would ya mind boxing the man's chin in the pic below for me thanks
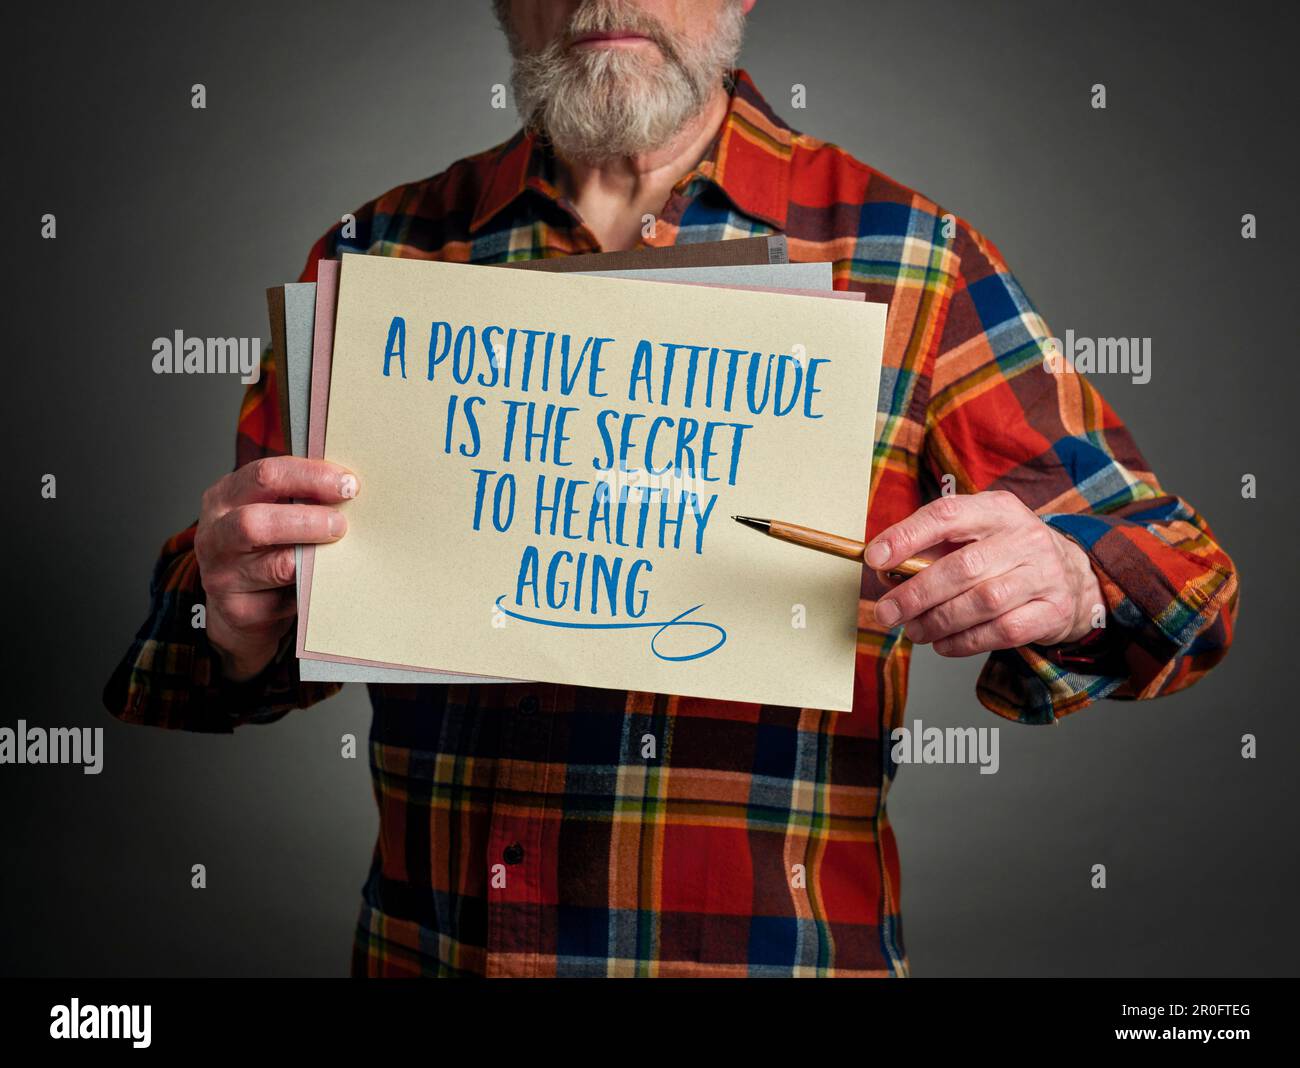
[568,53,669,90]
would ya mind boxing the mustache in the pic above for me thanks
[559,1,683,63]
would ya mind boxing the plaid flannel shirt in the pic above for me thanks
[103,69,1237,977]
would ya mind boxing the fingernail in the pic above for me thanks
[875,599,900,626]
[339,474,358,499]
[328,512,347,537]
[865,541,890,567]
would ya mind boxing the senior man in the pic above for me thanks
[106,0,1237,976]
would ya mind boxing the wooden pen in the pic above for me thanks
[732,516,931,581]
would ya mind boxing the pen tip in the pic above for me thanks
[732,515,771,534]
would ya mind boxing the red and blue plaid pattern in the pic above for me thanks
[104,70,1237,977]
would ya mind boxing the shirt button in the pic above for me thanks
[518,695,539,715]
[503,842,525,865]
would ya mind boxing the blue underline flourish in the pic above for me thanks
[493,596,727,662]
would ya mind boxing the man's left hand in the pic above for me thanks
[865,491,1105,656]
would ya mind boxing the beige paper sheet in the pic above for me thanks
[303,254,886,711]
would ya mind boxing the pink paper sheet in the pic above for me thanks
[295,262,865,676]
[294,261,497,677]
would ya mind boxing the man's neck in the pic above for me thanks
[557,82,731,252]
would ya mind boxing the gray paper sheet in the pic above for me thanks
[285,284,496,685]
[288,259,834,685]
[585,261,830,288]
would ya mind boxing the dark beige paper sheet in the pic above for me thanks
[301,254,885,710]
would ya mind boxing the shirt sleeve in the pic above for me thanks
[922,220,1239,726]
[102,236,346,732]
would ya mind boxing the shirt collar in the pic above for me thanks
[470,68,793,235]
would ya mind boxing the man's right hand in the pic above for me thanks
[193,457,358,683]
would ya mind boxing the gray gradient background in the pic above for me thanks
[6,0,1297,976]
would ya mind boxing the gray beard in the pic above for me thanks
[507,0,746,165]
